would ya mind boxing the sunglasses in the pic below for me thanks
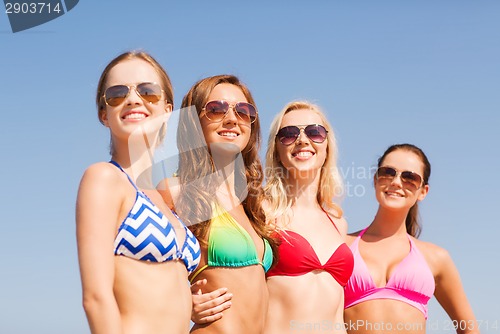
[376,166,423,190]
[103,82,163,107]
[276,124,328,146]
[201,100,257,124]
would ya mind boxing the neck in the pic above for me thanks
[111,140,156,189]
[210,144,247,197]
[367,206,409,237]
[287,170,321,209]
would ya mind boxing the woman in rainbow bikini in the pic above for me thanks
[161,74,277,334]
[191,101,354,334]
[344,143,479,334]
[76,51,201,334]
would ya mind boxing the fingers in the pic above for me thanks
[192,302,229,324]
[190,279,207,295]
[197,288,232,308]
[196,287,230,303]
[191,288,233,324]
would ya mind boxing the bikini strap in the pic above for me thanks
[109,160,139,191]
[350,226,368,248]
[358,226,369,238]
[321,207,340,234]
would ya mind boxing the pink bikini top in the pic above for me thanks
[344,227,435,318]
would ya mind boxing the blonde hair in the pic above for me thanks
[264,101,344,226]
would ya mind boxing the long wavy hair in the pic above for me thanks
[175,74,276,250]
[377,143,431,238]
[264,101,344,227]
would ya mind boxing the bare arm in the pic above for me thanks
[433,247,479,334]
[76,163,123,334]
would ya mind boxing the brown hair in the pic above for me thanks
[378,143,431,238]
[175,74,276,251]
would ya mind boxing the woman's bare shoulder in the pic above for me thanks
[80,162,123,187]
[412,237,452,271]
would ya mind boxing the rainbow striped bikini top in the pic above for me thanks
[189,203,273,282]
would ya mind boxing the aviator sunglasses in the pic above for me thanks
[376,166,424,190]
[103,82,163,107]
[276,124,328,146]
[201,100,258,124]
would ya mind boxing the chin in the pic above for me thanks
[209,142,244,155]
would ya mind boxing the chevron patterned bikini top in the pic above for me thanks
[110,161,201,274]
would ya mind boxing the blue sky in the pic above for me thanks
[1,1,499,333]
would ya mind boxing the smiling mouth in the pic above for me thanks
[292,151,314,158]
[123,112,148,120]
[218,131,239,138]
[385,191,404,197]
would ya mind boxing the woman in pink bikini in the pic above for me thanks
[344,143,479,334]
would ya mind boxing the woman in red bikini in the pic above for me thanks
[191,101,353,333]
[344,143,479,334]
[263,101,353,333]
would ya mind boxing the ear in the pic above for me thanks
[100,109,110,127]
[417,184,429,201]
[165,102,173,113]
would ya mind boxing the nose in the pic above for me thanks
[126,86,143,105]
[390,173,404,187]
[295,128,309,145]
[222,105,238,124]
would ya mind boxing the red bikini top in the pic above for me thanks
[266,212,354,286]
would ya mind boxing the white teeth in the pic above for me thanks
[124,113,146,120]
[219,132,237,137]
[294,151,313,157]
[386,191,403,197]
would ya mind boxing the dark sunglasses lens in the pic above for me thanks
[105,85,130,106]
[204,101,229,120]
[137,83,162,103]
[305,125,327,143]
[235,102,257,123]
[277,126,300,145]
[401,171,422,187]
[377,167,397,179]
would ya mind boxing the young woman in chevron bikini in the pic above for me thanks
[76,51,200,334]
